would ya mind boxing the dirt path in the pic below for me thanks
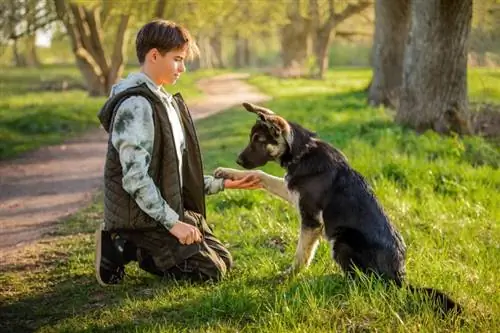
[0,73,270,256]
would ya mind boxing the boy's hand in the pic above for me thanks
[169,222,202,245]
[224,175,262,190]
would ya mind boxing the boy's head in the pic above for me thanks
[136,20,199,64]
[136,20,199,85]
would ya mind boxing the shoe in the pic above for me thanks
[95,223,125,286]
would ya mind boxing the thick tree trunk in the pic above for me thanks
[280,0,311,77]
[397,0,473,135]
[368,0,410,108]
[24,34,41,67]
[280,21,310,76]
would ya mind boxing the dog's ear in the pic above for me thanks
[263,115,291,139]
[242,102,275,116]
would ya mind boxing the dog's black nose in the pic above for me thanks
[236,156,244,166]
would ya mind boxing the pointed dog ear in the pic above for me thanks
[264,115,291,139]
[242,102,275,116]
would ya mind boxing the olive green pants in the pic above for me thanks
[116,211,232,282]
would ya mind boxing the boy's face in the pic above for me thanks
[149,46,187,86]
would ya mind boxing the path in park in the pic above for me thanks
[0,73,270,259]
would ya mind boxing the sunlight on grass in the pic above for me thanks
[1,67,499,332]
[0,65,225,159]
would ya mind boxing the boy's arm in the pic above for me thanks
[204,175,225,195]
[111,96,179,230]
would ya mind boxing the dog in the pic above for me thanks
[214,102,462,315]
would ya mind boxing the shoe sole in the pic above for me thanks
[95,223,109,287]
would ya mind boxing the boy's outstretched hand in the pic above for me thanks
[224,175,262,190]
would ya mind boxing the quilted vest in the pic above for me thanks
[97,84,206,231]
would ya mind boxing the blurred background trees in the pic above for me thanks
[0,0,498,135]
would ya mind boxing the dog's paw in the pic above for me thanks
[213,167,235,180]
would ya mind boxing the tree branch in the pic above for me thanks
[334,1,372,26]
[8,16,58,40]
[84,6,109,75]
[108,14,130,89]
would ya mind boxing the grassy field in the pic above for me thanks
[0,65,222,160]
[0,67,499,332]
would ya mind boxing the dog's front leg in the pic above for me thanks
[284,224,323,276]
[214,167,292,204]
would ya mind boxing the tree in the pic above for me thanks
[0,0,57,67]
[309,0,372,79]
[53,0,130,96]
[367,0,410,108]
[397,0,473,135]
[280,0,312,77]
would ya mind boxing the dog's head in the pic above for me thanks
[236,102,293,169]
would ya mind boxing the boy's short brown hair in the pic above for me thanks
[135,20,199,64]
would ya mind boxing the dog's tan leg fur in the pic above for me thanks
[214,167,292,204]
[288,226,322,274]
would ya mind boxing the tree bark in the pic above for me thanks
[280,0,311,77]
[397,0,473,135]
[368,0,410,108]
[310,0,371,79]
[24,34,40,67]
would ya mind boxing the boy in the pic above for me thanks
[95,19,259,285]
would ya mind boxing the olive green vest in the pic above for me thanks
[97,84,206,231]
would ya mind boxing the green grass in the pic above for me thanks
[1,68,499,332]
[0,65,223,160]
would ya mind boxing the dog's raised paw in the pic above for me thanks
[213,167,233,180]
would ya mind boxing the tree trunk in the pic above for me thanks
[280,0,311,77]
[24,34,41,67]
[397,0,473,135]
[309,0,372,79]
[280,21,310,76]
[311,28,334,79]
[53,0,130,97]
[154,0,167,18]
[234,33,250,68]
[210,35,225,68]
[368,0,410,108]
[12,39,27,67]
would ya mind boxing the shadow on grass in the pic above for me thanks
[0,270,165,333]
[55,274,350,333]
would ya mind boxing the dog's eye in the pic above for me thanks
[251,133,266,143]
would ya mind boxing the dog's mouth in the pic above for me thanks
[236,155,254,169]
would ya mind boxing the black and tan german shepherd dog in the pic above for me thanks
[215,102,462,315]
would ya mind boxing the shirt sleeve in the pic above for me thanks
[111,96,179,230]
[204,175,225,195]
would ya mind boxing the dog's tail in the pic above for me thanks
[407,285,462,315]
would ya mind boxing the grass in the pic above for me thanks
[0,67,499,332]
[0,65,223,160]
